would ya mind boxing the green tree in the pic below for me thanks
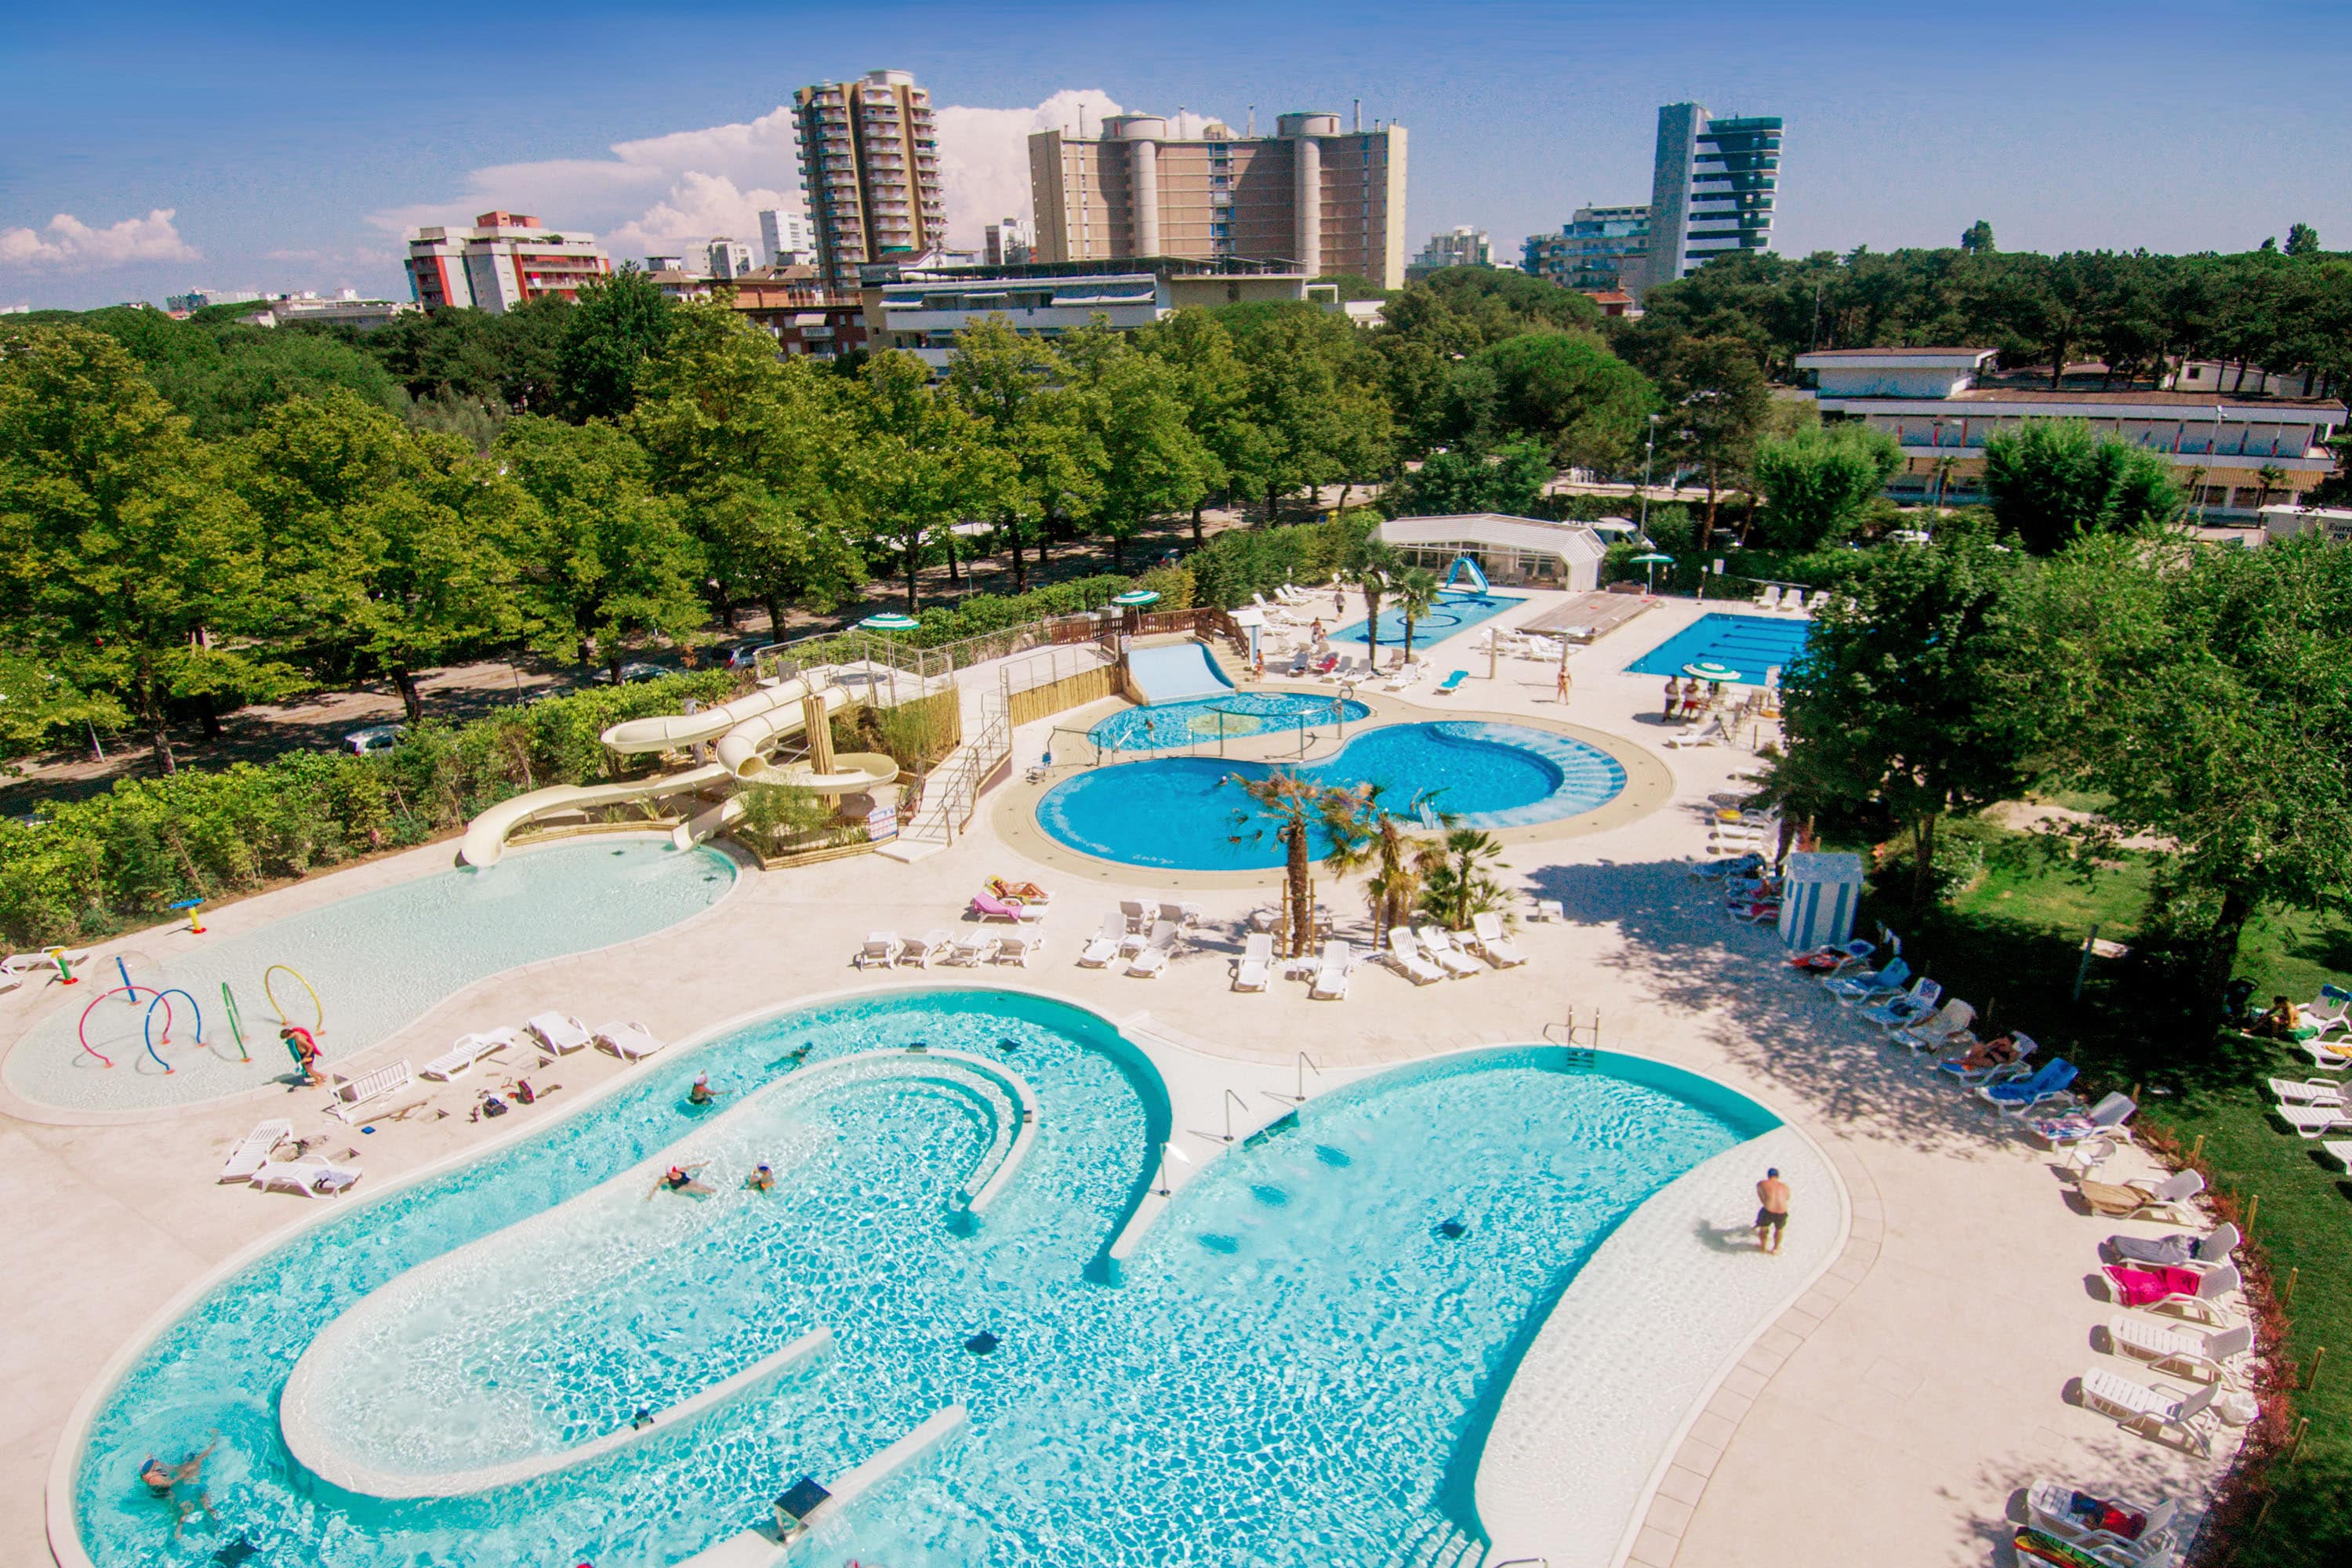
[1225,303,1395,524]
[2002,532,2352,1015]
[1982,418,2181,553]
[494,416,706,679]
[557,265,676,423]
[846,350,1013,610]
[1456,331,1655,474]
[1345,534,1403,667]
[1392,565,1441,667]
[1960,220,1997,255]
[1776,522,2024,906]
[78,305,406,438]
[1134,308,1257,543]
[1229,769,1372,956]
[1089,346,1218,566]
[1750,423,1903,550]
[1657,336,1773,550]
[946,316,1102,587]
[1386,439,1550,517]
[0,325,289,771]
[1416,828,1511,932]
[2285,223,2321,257]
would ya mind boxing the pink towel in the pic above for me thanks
[2103,1264,2198,1306]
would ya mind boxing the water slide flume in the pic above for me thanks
[463,676,884,867]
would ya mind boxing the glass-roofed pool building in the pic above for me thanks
[1374,514,1610,590]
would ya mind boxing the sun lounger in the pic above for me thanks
[1,947,92,978]
[1890,999,1974,1053]
[1127,920,1181,978]
[1433,670,1468,695]
[1310,940,1355,1000]
[943,933,999,967]
[526,1011,593,1054]
[2268,1076,2344,1106]
[897,930,951,968]
[1419,926,1483,978]
[2024,1478,2180,1565]
[1386,929,1445,986]
[1860,977,1942,1029]
[2078,1167,2205,1223]
[2324,1140,2352,1171]
[986,877,1054,906]
[1754,585,1783,611]
[1233,932,1274,992]
[1691,852,1765,881]
[2109,1221,2240,1272]
[253,1158,363,1199]
[1468,912,1525,967]
[2277,1101,2352,1138]
[2107,1319,2252,1389]
[1077,913,1127,968]
[1937,1032,2038,1087]
[2031,1091,2136,1145]
[326,1061,414,1123]
[1157,900,1204,928]
[1978,1058,2078,1115]
[1661,718,1729,750]
[1530,899,1565,923]
[971,893,1045,924]
[992,931,1045,967]
[218,1118,294,1183]
[1119,898,1152,933]
[2100,1261,2241,1324]
[855,933,902,970]
[422,1028,521,1081]
[1825,956,1908,1006]
[595,1021,666,1062]
[2299,1036,2352,1071]
[2079,1367,2217,1454]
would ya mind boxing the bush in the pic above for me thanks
[910,575,1131,646]
[1185,512,1374,609]
[1751,423,1901,550]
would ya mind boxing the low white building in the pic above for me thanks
[2260,504,2352,543]
[1374,514,1609,591]
[869,257,1313,371]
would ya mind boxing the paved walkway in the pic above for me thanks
[2,592,2235,1566]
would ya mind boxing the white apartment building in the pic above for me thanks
[757,209,814,267]
[405,212,611,314]
[708,238,755,279]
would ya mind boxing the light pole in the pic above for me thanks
[1637,413,1662,541]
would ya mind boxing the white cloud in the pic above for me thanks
[0,209,199,268]
[365,90,1232,265]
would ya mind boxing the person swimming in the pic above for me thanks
[648,1162,713,1200]
[746,1163,775,1192]
[685,1073,728,1107]
[138,1432,220,1540]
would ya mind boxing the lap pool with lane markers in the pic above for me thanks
[1625,612,1813,685]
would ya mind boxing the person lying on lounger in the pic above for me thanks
[988,877,1051,903]
[1949,1035,2021,1073]
[648,1163,713,1200]
[2249,995,2316,1041]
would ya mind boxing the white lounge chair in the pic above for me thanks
[1233,933,1274,992]
[1860,977,1941,1029]
[1468,912,1525,967]
[2299,1036,2352,1072]
[1418,926,1482,978]
[944,933,999,967]
[855,933,903,970]
[2277,1101,2352,1138]
[326,1061,414,1123]
[993,931,1045,967]
[1310,940,1355,1000]
[1662,719,1729,750]
[218,1118,294,1183]
[2107,1319,2252,1385]
[2079,1367,2216,1454]
[1530,899,1565,923]
[2024,1479,2179,1565]
[2269,1076,2345,1106]
[1076,913,1127,968]
[1127,920,1181,978]
[526,1011,593,1054]
[1386,929,1445,985]
[595,1021,666,1062]
[1,947,92,978]
[1826,955,1909,1006]
[422,1028,520,1082]
[1754,585,1783,611]
[2324,1140,2352,1171]
[1119,898,1152,934]
[1157,900,1205,929]
[254,1158,363,1199]
[2077,1167,2206,1224]
[2100,1261,2242,1326]
[1890,999,1975,1054]
[897,930,951,968]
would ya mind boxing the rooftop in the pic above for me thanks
[1377,514,1610,561]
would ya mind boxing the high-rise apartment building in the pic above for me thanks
[1634,103,1782,296]
[1028,110,1408,289]
[1406,226,1491,281]
[1523,205,1650,293]
[757,209,813,267]
[791,70,946,294]
[984,216,1033,267]
[707,237,755,279]
[404,212,612,314]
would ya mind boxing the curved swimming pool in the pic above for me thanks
[5,839,738,1113]
[1085,691,1370,753]
[64,989,1777,1568]
[1036,720,1628,870]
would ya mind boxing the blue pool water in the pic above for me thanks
[1330,588,1525,651]
[5,839,737,1112]
[1626,612,1813,685]
[70,989,1773,1568]
[1037,721,1626,870]
[1086,691,1372,753]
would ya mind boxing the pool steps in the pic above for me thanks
[675,1405,970,1567]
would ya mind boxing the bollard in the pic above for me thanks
[2245,1193,2259,1233]
[2289,1416,2311,1465]
[2305,1345,2325,1392]
[2254,1494,2275,1534]
[2283,1266,2298,1305]
[2192,1133,2206,1161]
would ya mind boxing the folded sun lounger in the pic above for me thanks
[855,933,902,970]
[326,1061,414,1123]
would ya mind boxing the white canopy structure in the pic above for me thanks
[1374,514,1610,592]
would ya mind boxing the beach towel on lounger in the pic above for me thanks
[2103,1264,2201,1308]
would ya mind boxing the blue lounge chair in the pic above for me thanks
[1435,670,1468,695]
[1825,955,1907,1006]
[1979,1058,2078,1116]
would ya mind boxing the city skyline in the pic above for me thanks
[5,0,2350,310]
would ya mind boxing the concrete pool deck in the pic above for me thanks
[2,588,2240,1566]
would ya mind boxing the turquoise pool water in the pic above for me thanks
[1330,588,1524,652]
[1627,612,1813,684]
[1085,691,1371,753]
[5,840,736,1112]
[1036,721,1627,870]
[68,990,1772,1568]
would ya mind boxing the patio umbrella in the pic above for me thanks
[858,612,919,703]
[1109,589,1161,608]
[1683,659,1740,684]
[1628,551,1673,594]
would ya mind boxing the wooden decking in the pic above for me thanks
[1519,590,1657,644]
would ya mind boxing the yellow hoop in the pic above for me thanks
[262,964,325,1034]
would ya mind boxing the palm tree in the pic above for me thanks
[2255,463,2285,514]
[1230,769,1372,955]
[1392,566,1441,670]
[1332,782,1449,947]
[1931,454,1959,511]
[1417,828,1511,934]
[1347,537,1401,668]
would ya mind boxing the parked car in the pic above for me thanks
[720,641,766,670]
[598,662,666,685]
[342,724,405,756]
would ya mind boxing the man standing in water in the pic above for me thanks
[140,1432,220,1539]
[1755,1168,1791,1254]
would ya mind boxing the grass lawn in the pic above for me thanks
[1853,826,2352,1566]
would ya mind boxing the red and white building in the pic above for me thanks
[404,212,612,314]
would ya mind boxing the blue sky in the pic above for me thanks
[4,0,2348,310]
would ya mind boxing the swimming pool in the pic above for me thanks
[65,989,1777,1568]
[1036,721,1627,870]
[1626,612,1813,685]
[1329,588,1525,652]
[1085,691,1371,753]
[4,839,738,1113]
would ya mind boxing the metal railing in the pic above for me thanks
[1046,692,1357,770]
[899,704,1011,846]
